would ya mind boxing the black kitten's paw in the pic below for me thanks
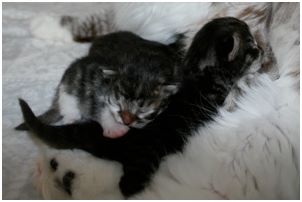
[119,174,147,197]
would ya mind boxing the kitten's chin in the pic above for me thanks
[103,125,129,139]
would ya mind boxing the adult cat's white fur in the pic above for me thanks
[30,3,210,45]
[33,149,123,199]
[34,71,299,199]
[30,3,271,48]
[31,2,299,199]
[135,75,299,200]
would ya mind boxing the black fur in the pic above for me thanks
[18,18,260,197]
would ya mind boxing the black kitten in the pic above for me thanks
[18,18,261,197]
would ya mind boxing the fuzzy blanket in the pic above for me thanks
[2,3,299,199]
[2,3,108,199]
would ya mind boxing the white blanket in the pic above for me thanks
[2,3,108,199]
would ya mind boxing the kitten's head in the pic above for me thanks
[185,17,262,75]
[105,74,179,128]
[98,32,184,128]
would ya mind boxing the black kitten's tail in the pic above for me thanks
[17,99,103,150]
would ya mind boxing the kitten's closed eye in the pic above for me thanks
[153,89,160,96]
[143,111,158,120]
[102,69,117,77]
[162,84,179,95]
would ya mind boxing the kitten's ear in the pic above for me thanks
[228,33,241,61]
[163,84,179,95]
[102,69,117,77]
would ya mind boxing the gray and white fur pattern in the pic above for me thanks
[17,31,183,138]
[30,2,277,111]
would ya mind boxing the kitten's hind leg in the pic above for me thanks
[17,99,103,150]
[16,92,62,130]
[15,107,62,130]
[119,160,158,198]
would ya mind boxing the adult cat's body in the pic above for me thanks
[20,18,262,197]
[16,31,183,138]
[23,3,299,200]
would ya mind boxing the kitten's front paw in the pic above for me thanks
[30,14,73,44]
[103,124,129,139]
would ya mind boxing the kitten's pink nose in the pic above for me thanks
[120,111,136,125]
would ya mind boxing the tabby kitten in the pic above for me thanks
[32,3,277,110]
[19,18,261,197]
[16,31,183,138]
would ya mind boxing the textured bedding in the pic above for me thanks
[2,3,108,199]
[2,3,299,200]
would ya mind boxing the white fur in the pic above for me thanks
[29,2,299,199]
[29,3,211,45]
[34,148,123,199]
[135,74,299,199]
[58,84,129,138]
[35,71,299,199]
[30,14,73,44]
[58,85,81,124]
[29,3,273,51]
[112,3,211,44]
